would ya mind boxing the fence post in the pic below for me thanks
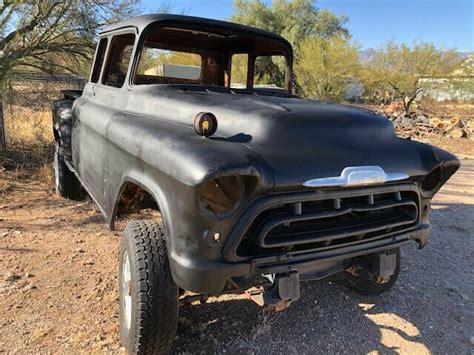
[0,99,5,152]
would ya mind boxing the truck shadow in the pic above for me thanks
[173,201,474,354]
[174,280,429,354]
[210,133,253,143]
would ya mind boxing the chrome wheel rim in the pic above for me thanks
[121,251,132,330]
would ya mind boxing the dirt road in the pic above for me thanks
[1,160,473,354]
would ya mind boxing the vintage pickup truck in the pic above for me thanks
[52,14,459,354]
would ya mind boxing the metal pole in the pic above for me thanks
[0,99,5,152]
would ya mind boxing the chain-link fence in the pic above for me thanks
[0,72,85,151]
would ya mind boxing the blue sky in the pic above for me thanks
[141,0,473,51]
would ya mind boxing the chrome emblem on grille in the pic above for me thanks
[303,166,409,188]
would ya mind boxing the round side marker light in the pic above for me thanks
[194,112,218,137]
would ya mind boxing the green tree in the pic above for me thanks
[231,0,349,49]
[0,0,138,84]
[231,0,349,91]
[362,41,462,113]
[231,0,278,34]
[149,0,190,15]
[295,36,359,101]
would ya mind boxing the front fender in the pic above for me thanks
[102,112,273,290]
[106,112,274,188]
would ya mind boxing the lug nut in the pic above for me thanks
[213,232,221,242]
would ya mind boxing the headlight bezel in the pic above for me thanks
[198,175,252,219]
[421,166,442,193]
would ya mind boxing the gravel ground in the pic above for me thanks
[1,159,473,354]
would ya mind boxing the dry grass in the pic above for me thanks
[1,82,70,188]
[238,309,283,351]
[0,146,54,193]
[35,161,55,186]
[4,105,54,146]
[1,106,55,189]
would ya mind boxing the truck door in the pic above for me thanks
[72,32,135,209]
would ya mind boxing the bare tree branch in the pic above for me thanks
[0,0,139,82]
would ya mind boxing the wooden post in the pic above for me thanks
[0,99,5,152]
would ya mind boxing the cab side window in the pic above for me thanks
[90,38,108,83]
[254,55,287,89]
[101,33,135,88]
[230,54,248,88]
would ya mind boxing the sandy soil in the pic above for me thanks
[1,158,473,354]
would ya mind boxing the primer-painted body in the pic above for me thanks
[54,15,459,294]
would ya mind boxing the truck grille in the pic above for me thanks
[236,189,420,258]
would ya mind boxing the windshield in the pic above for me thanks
[133,24,292,94]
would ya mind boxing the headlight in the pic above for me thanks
[199,176,245,216]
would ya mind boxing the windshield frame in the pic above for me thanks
[129,20,294,94]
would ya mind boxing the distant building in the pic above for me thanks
[144,64,201,80]
[419,54,474,102]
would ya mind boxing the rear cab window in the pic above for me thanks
[135,47,202,84]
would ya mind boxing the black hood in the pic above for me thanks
[127,86,457,189]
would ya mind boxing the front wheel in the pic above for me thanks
[119,220,178,354]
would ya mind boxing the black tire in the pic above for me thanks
[119,220,178,354]
[53,143,82,199]
[336,248,401,295]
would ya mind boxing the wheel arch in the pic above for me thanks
[109,175,172,237]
